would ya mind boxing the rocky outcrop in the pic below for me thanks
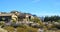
[0,28,8,32]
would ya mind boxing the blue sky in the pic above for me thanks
[0,0,60,17]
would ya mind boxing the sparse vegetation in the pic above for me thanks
[0,11,60,32]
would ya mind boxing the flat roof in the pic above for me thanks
[0,13,13,16]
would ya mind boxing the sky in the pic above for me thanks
[0,0,60,17]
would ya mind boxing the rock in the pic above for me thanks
[0,28,8,32]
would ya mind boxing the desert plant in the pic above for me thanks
[16,26,38,32]
[3,26,14,32]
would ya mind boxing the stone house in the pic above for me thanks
[0,11,35,22]
[0,13,17,22]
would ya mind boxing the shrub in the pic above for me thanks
[3,26,14,32]
[16,26,38,32]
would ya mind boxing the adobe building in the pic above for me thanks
[0,11,35,22]
[0,13,17,22]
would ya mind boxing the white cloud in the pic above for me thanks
[32,0,40,3]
